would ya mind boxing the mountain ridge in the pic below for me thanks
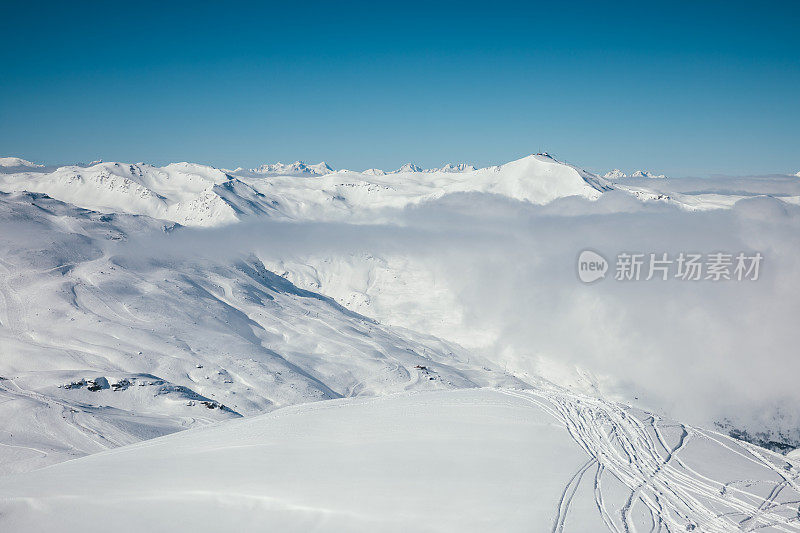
[0,154,614,227]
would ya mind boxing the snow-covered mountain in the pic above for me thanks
[1,152,800,531]
[603,168,628,180]
[631,169,667,179]
[0,154,613,227]
[391,162,476,173]
[438,162,476,172]
[603,168,667,179]
[392,162,423,173]
[0,161,248,226]
[9,154,784,230]
[0,157,42,168]
[0,157,46,174]
[236,160,334,176]
[361,167,386,176]
[0,189,522,474]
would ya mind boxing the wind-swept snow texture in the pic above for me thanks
[1,389,799,533]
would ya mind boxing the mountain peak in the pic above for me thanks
[390,162,476,174]
[307,161,333,174]
[362,168,386,176]
[604,169,667,179]
[603,169,627,180]
[393,163,423,173]
[248,161,333,175]
[631,170,667,179]
[0,156,43,168]
[438,163,476,173]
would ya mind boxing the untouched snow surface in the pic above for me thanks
[1,388,799,532]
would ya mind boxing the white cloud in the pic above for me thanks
[117,191,800,441]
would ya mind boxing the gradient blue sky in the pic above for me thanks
[1,1,798,176]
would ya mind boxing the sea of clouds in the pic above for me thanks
[119,185,800,443]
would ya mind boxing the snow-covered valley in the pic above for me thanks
[1,154,800,530]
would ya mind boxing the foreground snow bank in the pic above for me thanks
[1,388,798,532]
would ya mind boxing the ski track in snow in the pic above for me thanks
[500,388,800,532]
[553,457,597,532]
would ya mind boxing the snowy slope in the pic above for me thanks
[260,252,496,349]
[0,190,522,474]
[1,388,798,533]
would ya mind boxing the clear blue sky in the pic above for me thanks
[1,1,798,176]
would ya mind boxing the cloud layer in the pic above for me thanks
[117,191,800,439]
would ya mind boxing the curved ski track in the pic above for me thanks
[501,388,800,532]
